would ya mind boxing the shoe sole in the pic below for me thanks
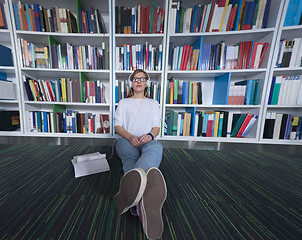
[114,168,147,214]
[140,167,167,240]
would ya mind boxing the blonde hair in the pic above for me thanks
[126,69,150,98]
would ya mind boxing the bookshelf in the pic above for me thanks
[8,0,112,137]
[0,0,22,135]
[161,0,285,143]
[261,0,302,143]
[1,0,301,145]
[112,0,168,126]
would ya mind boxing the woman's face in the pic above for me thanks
[131,72,147,93]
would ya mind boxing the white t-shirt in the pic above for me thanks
[114,98,161,138]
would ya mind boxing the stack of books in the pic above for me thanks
[283,0,302,26]
[170,37,269,71]
[275,38,302,68]
[116,43,162,71]
[71,152,110,178]
[115,80,161,103]
[166,78,203,105]
[263,112,302,140]
[115,1,165,34]
[231,113,258,138]
[268,75,302,105]
[170,0,271,33]
[165,109,229,138]
[28,108,110,134]
[19,39,108,70]
[12,1,107,33]
[228,79,263,105]
[23,76,107,104]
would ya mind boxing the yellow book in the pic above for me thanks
[29,79,38,101]
[192,82,197,104]
[44,47,49,68]
[170,82,174,104]
[183,112,191,136]
[79,47,83,69]
[61,78,66,102]
[219,0,229,31]
[213,111,220,137]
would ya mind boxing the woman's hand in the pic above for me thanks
[138,134,153,145]
[128,135,141,147]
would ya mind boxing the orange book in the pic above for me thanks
[19,4,27,30]
[193,49,200,70]
[170,82,174,104]
[0,4,5,29]
[82,10,86,33]
[29,8,36,31]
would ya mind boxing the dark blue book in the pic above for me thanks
[186,107,196,136]
[0,44,13,66]
[262,0,271,28]
[33,4,41,31]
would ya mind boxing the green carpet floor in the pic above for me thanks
[0,144,301,240]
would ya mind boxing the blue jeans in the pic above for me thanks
[115,138,163,174]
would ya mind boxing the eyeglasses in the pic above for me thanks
[132,77,147,82]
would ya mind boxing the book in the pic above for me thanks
[0,80,14,100]
[263,112,276,139]
[213,73,231,105]
[231,113,246,137]
[0,111,20,131]
[0,44,13,66]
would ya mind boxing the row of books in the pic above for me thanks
[114,80,161,103]
[20,39,108,70]
[263,112,302,140]
[166,78,203,105]
[228,79,263,105]
[164,108,258,138]
[116,44,162,71]
[171,0,271,34]
[231,113,258,137]
[0,3,7,29]
[0,111,20,131]
[115,2,165,34]
[284,0,302,26]
[12,1,107,33]
[170,38,268,71]
[268,75,302,106]
[23,76,106,104]
[165,109,228,137]
[275,38,302,68]
[28,110,110,134]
